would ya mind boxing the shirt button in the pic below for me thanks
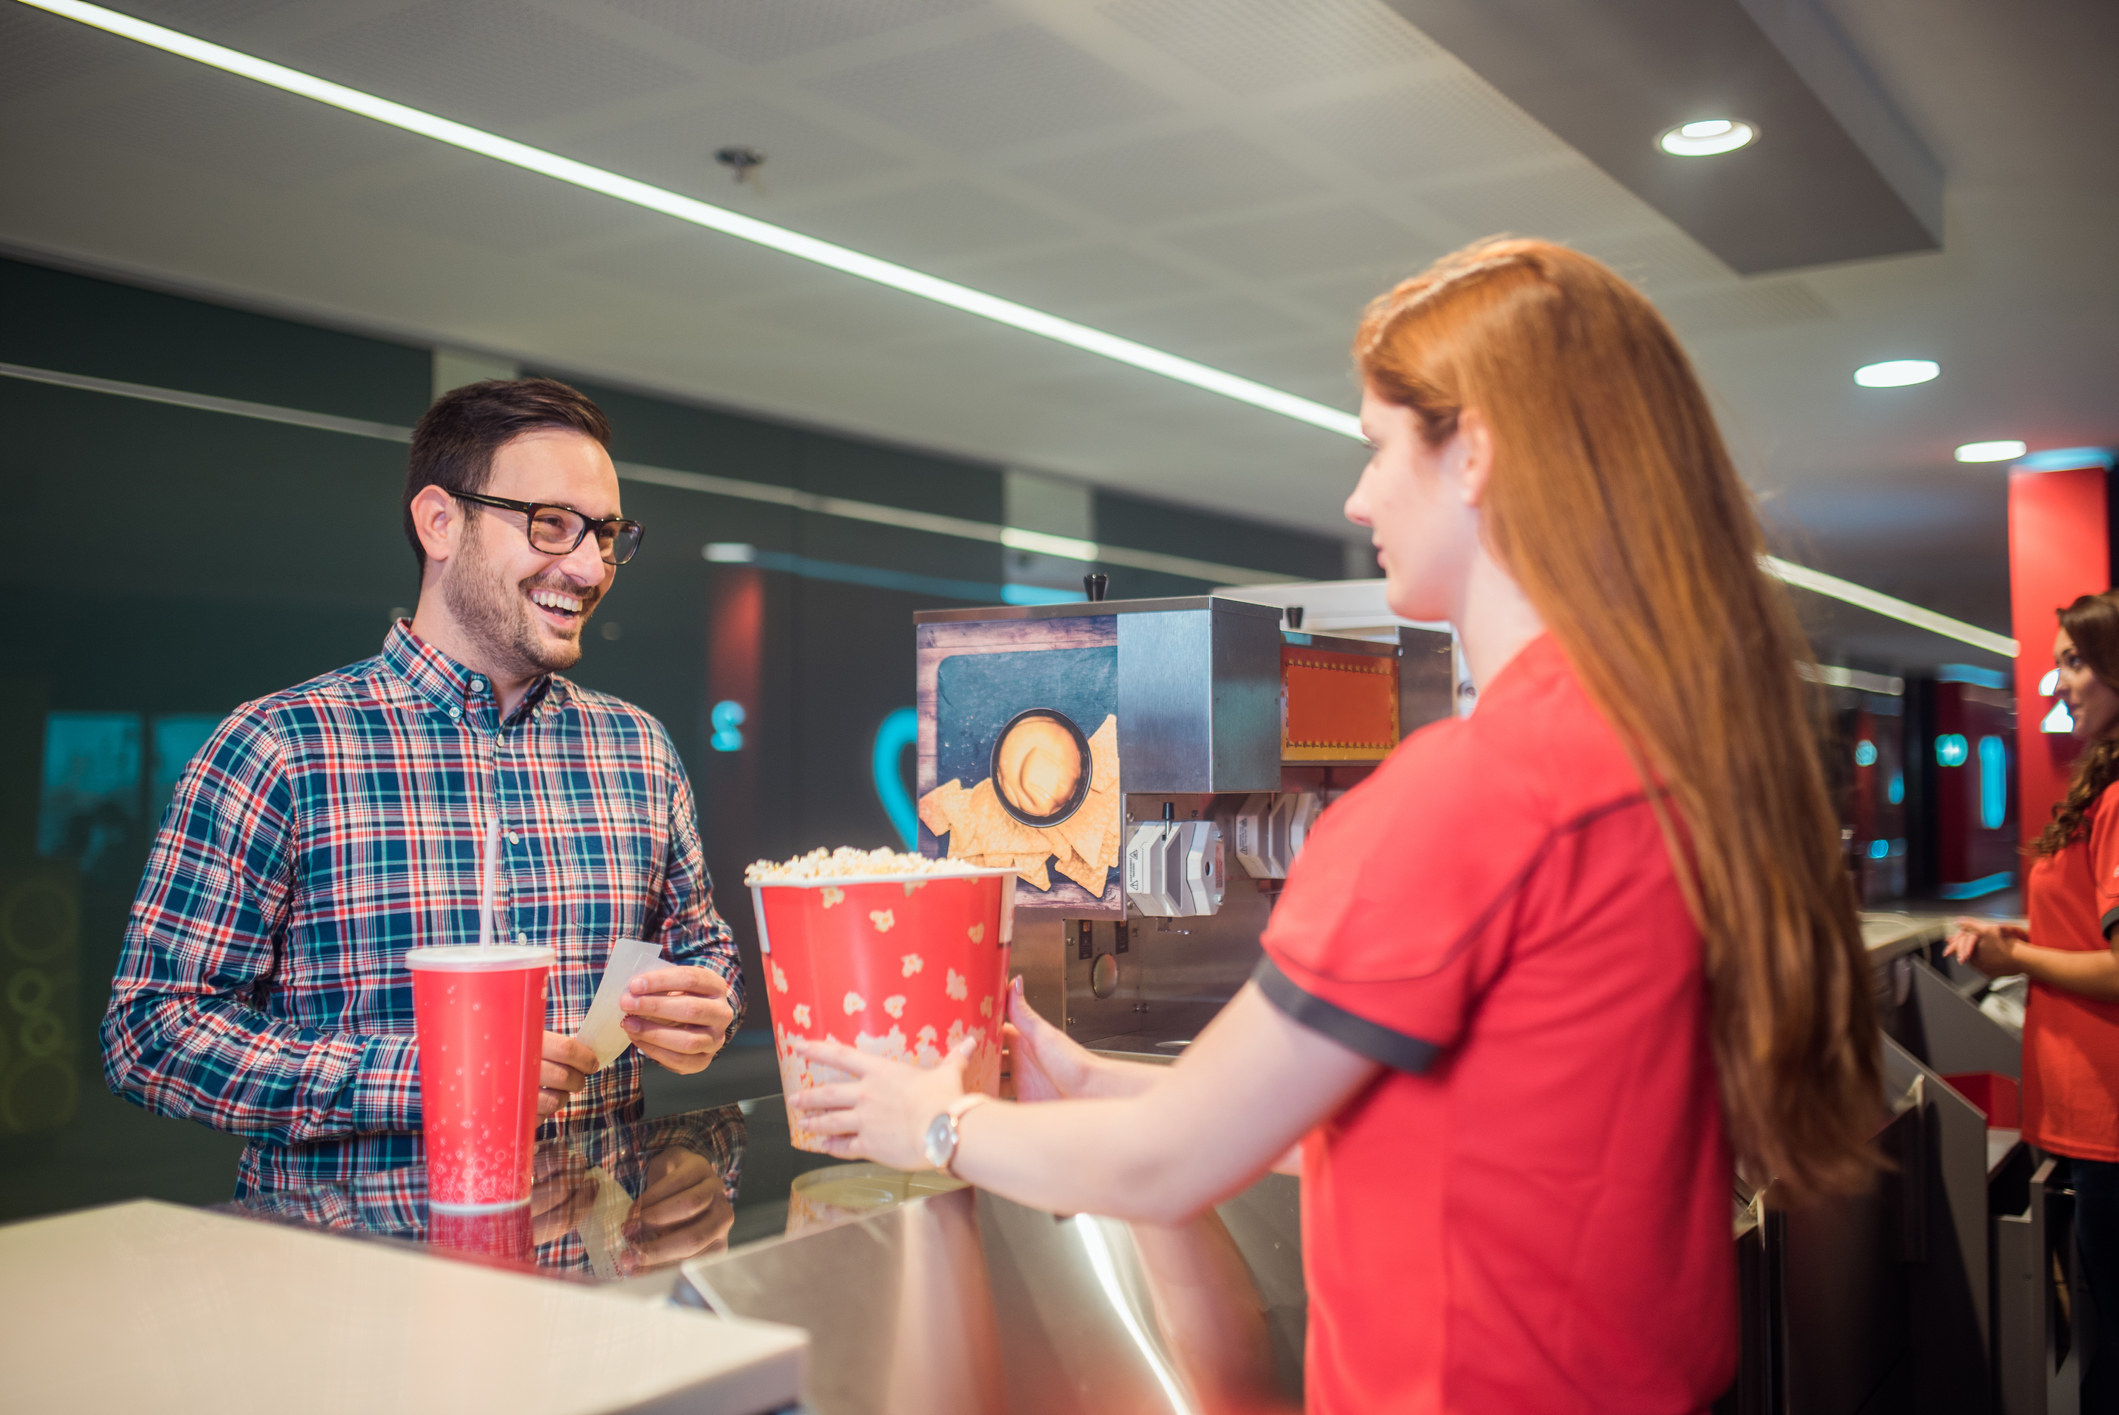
[515,931,528,945]
[447,707,460,719]
[507,832,521,845]
[471,678,486,693]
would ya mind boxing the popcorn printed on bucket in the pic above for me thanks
[821,887,844,909]
[968,923,985,944]
[793,1003,811,1027]
[843,991,866,1015]
[883,995,906,1019]
[902,953,924,977]
[945,968,968,1002]
[980,995,993,1018]
[771,962,788,993]
[869,909,895,933]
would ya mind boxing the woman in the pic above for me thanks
[1948,589,2119,1406]
[794,237,1882,1413]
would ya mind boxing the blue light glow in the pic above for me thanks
[1868,838,1889,860]
[1940,871,2014,901]
[1978,735,2007,830]
[709,700,746,752]
[1001,584,1088,605]
[1938,664,2009,689]
[1888,772,1904,805]
[1936,733,1969,767]
[1853,739,1878,767]
[871,707,920,850]
[2016,446,2115,471]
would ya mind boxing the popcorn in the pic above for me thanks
[945,968,968,1002]
[869,909,895,933]
[968,923,985,944]
[793,1003,811,1027]
[902,953,924,977]
[843,991,866,1015]
[771,962,788,993]
[746,847,971,884]
[883,995,906,1019]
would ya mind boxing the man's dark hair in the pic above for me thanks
[403,377,613,569]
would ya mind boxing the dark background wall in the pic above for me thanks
[0,254,1345,1218]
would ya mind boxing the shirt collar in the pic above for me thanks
[381,621,571,725]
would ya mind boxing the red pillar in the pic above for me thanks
[2008,462,2112,849]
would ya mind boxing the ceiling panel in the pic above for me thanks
[1275,72,1561,183]
[1011,128,1326,227]
[1166,203,1436,282]
[788,179,1067,264]
[1098,0,1439,93]
[353,161,671,256]
[820,24,1171,154]
[932,242,1204,312]
[561,97,908,198]
[599,0,988,65]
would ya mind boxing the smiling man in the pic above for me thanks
[103,378,743,1197]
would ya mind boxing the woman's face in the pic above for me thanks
[2055,627,2119,742]
[1343,390,1480,624]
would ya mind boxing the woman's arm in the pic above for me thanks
[792,981,1379,1226]
[1947,917,2119,1002]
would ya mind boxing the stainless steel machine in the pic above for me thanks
[911,586,1455,1052]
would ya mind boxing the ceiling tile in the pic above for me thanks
[0,4,137,100]
[1167,203,1434,281]
[1095,294,1317,350]
[596,0,988,65]
[790,180,1064,264]
[1276,70,1559,182]
[1419,162,1655,242]
[283,0,698,128]
[1013,127,1326,226]
[1571,228,1733,292]
[107,0,312,31]
[561,96,905,198]
[1282,264,1423,322]
[821,25,1170,154]
[1655,279,1836,339]
[355,160,669,254]
[558,226,841,307]
[1098,0,1438,93]
[935,243,1204,312]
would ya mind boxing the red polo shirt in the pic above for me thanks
[1259,634,1735,1414]
[2021,784,2119,1161]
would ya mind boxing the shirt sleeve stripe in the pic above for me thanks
[1252,957,1441,1074]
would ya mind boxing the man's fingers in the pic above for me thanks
[542,1030,597,1076]
[625,965,729,1000]
[623,991,736,1028]
[626,1019,725,1057]
[540,1057,589,1093]
[538,1087,570,1117]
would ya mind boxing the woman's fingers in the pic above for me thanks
[787,1082,862,1112]
[792,1037,876,1075]
[800,1109,865,1137]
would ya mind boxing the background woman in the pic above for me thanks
[794,237,1883,1413]
[1949,589,2119,1407]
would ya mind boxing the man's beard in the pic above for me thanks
[441,522,594,680]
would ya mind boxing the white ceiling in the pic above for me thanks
[2,0,2115,659]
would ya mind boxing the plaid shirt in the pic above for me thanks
[103,622,743,1196]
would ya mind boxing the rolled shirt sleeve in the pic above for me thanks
[101,709,424,1145]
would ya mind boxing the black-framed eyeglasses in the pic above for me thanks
[452,491,644,566]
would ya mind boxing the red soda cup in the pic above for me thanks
[405,944,553,1210]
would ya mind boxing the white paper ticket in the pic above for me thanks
[575,937,667,1071]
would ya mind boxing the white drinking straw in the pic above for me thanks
[475,813,500,951]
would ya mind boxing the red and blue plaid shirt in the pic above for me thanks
[103,622,743,1196]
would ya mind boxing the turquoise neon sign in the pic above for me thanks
[709,700,746,752]
[871,707,920,850]
[1978,735,2007,830]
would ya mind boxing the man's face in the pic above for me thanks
[441,429,622,681]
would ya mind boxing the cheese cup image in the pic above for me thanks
[989,709,1090,827]
[747,849,1015,1154]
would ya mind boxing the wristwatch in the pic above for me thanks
[922,1092,989,1175]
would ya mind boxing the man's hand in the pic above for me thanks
[621,965,735,1075]
[539,1031,597,1118]
[619,1148,736,1273]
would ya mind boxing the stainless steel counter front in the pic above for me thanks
[220,1093,1307,1413]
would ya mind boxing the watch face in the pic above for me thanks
[923,1112,954,1171]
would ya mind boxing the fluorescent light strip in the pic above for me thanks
[20,0,1361,441]
[12,0,2018,654]
[1761,555,2017,658]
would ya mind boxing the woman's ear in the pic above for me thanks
[1454,408,1495,508]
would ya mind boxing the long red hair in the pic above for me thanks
[1355,237,1881,1202]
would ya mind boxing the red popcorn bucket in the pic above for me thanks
[405,944,553,1210]
[750,868,1014,1154]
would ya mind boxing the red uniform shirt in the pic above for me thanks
[1259,634,1735,1414]
[2021,784,2119,1161]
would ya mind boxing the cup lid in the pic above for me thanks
[404,944,555,971]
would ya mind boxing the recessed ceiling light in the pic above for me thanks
[1954,440,2027,463]
[24,0,2019,661]
[1658,119,1757,156]
[1854,359,1940,388]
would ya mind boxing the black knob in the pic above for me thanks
[1083,573,1109,602]
[1284,606,1305,629]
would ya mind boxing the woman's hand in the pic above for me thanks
[787,1035,978,1169]
[1004,976,1103,1102]
[1944,918,2029,977]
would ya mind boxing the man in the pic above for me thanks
[103,377,741,1196]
